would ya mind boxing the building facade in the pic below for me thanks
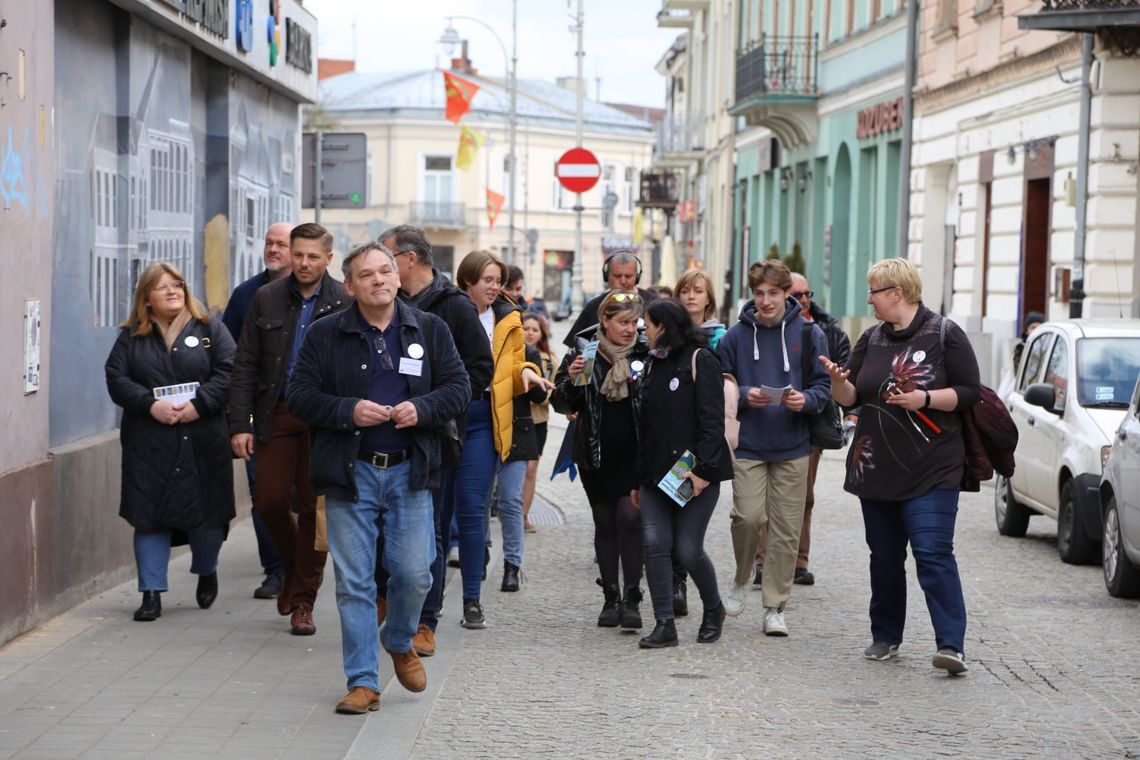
[0,0,317,646]
[310,57,656,306]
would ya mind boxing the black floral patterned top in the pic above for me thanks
[844,305,981,502]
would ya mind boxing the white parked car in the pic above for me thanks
[1100,376,1140,597]
[994,320,1140,564]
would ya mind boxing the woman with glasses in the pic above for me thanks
[552,291,649,629]
[105,263,236,621]
[454,251,552,629]
[820,258,980,674]
[521,313,556,533]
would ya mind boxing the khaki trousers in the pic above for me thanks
[730,456,810,609]
[757,448,821,569]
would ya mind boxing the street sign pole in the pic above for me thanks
[571,0,585,313]
[314,130,323,225]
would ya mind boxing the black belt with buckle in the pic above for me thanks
[357,450,409,468]
[479,390,493,401]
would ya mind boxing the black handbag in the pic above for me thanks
[801,323,845,450]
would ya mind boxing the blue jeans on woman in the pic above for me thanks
[134,528,225,591]
[494,458,527,567]
[441,398,496,601]
[325,460,434,692]
[860,488,967,654]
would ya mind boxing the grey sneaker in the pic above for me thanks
[932,647,967,674]
[864,641,900,660]
[461,599,486,629]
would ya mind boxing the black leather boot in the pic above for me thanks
[621,585,643,629]
[697,602,726,644]
[501,561,520,592]
[196,572,218,609]
[134,591,162,621]
[639,619,678,648]
[672,579,689,617]
[596,579,621,627]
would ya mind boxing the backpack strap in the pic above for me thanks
[690,346,700,382]
[801,322,811,386]
[939,315,947,350]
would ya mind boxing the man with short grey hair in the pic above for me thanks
[563,249,659,348]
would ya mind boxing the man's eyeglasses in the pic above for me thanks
[373,332,395,371]
[153,281,185,293]
[868,285,899,297]
[791,290,814,300]
[610,292,642,304]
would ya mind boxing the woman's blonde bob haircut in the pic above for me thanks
[673,269,718,321]
[597,290,644,325]
[456,249,508,292]
[867,258,923,304]
[122,261,209,337]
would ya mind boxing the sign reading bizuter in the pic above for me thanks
[154,0,229,40]
[856,97,904,140]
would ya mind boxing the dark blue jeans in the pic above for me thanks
[245,456,284,576]
[860,488,967,654]
[442,399,496,601]
[641,482,721,621]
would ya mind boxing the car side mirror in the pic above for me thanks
[1025,383,1060,414]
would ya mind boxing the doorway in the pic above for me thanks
[1021,177,1051,322]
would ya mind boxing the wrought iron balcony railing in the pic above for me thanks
[408,201,467,229]
[1040,0,1140,10]
[654,112,706,157]
[734,34,820,104]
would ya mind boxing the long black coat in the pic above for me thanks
[105,317,237,533]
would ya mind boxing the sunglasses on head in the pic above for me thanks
[609,292,642,304]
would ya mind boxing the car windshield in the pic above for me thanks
[1078,338,1140,408]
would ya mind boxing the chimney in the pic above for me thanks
[449,41,477,76]
[318,58,355,80]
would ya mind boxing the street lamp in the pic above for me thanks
[440,7,518,265]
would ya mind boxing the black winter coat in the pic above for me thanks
[105,317,236,533]
[808,302,852,367]
[228,273,349,440]
[285,301,471,500]
[637,344,733,486]
[504,344,549,463]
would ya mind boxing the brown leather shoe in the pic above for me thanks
[276,585,292,617]
[290,605,316,636]
[412,623,436,657]
[335,686,380,714]
[387,648,427,692]
[376,597,387,627]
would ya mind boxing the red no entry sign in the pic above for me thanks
[555,148,601,193]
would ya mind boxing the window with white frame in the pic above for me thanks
[622,167,635,214]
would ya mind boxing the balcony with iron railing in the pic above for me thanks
[637,170,679,210]
[1019,0,1140,38]
[653,112,706,163]
[730,34,821,148]
[408,201,467,229]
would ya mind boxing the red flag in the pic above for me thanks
[486,188,505,229]
[443,70,480,124]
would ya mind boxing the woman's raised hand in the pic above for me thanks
[566,355,586,382]
[521,367,556,392]
[819,354,850,384]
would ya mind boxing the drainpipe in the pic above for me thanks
[898,0,919,259]
[1071,33,1094,319]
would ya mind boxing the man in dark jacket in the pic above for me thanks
[562,250,659,348]
[221,221,292,602]
[376,224,493,656]
[228,222,349,636]
[755,272,852,588]
[286,242,469,715]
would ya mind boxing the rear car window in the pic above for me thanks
[1077,338,1140,409]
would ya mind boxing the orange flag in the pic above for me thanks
[486,188,505,229]
[443,71,480,124]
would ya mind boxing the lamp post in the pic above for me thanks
[440,5,518,265]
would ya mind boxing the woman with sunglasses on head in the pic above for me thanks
[552,291,650,630]
[634,299,732,648]
[105,262,236,621]
[454,251,553,628]
[521,313,556,533]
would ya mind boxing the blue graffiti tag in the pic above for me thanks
[1,125,29,212]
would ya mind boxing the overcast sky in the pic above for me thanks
[303,0,680,107]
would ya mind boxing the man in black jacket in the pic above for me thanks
[376,225,493,657]
[286,242,469,715]
[756,272,852,588]
[562,250,659,348]
[228,223,349,636]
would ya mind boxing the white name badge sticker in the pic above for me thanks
[913,350,926,363]
[669,377,680,391]
[407,343,425,359]
[184,336,200,348]
[399,358,424,377]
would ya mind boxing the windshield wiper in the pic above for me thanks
[1082,401,1128,409]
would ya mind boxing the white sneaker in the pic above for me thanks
[447,545,460,568]
[762,607,788,636]
[723,583,748,617]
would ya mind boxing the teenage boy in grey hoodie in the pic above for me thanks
[716,260,831,636]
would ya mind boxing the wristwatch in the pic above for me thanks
[923,390,931,409]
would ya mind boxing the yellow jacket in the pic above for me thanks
[489,298,540,460]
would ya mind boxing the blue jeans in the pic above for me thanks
[375,475,448,631]
[245,456,285,576]
[441,399,496,601]
[494,459,527,567]
[860,488,967,654]
[134,528,225,591]
[325,461,435,692]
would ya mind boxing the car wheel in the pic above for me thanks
[994,475,1031,537]
[1102,495,1140,598]
[1057,478,1098,565]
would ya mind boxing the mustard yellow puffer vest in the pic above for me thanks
[490,299,540,461]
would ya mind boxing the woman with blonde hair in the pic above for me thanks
[552,291,650,629]
[105,262,237,621]
[674,269,726,350]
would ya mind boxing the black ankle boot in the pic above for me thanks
[134,591,162,621]
[697,602,726,643]
[621,585,643,629]
[596,579,621,627]
[196,572,218,609]
[639,619,678,648]
[672,579,688,617]
[501,561,520,592]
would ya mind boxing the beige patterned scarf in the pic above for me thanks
[597,334,635,402]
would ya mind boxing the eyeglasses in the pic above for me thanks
[373,332,395,372]
[791,290,814,300]
[392,250,414,258]
[152,281,185,293]
[609,293,642,304]
[868,285,899,297]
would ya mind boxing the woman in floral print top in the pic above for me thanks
[820,258,980,676]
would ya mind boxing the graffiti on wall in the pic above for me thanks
[1,126,30,214]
